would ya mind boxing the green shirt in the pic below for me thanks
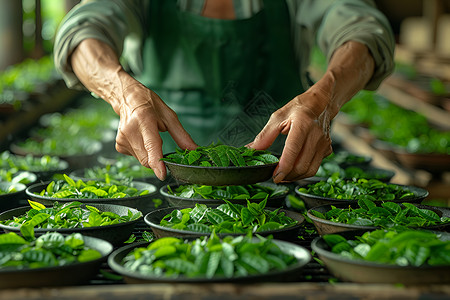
[54,0,395,91]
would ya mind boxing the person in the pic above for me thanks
[54,0,395,183]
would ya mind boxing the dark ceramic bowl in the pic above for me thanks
[144,206,304,241]
[295,183,428,209]
[159,182,289,207]
[108,237,311,283]
[0,203,143,246]
[163,154,278,186]
[25,180,160,214]
[307,203,450,235]
[311,229,450,284]
[0,182,28,212]
[0,235,113,288]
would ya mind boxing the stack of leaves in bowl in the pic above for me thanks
[296,174,428,209]
[307,198,450,235]
[161,143,279,186]
[0,200,143,245]
[145,197,303,240]
[25,174,158,212]
[108,232,311,282]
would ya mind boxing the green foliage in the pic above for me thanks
[298,174,416,201]
[122,232,298,278]
[311,199,449,228]
[161,142,279,167]
[35,174,150,199]
[323,228,450,267]
[0,151,65,172]
[341,91,450,154]
[0,200,143,239]
[167,183,287,200]
[0,232,101,270]
[160,200,297,234]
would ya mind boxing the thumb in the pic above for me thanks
[247,121,281,150]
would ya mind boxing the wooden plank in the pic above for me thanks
[0,282,449,300]
[378,82,450,129]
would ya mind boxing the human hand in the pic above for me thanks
[247,87,333,183]
[114,82,197,180]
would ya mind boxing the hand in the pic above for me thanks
[248,86,333,183]
[115,82,197,180]
[70,39,197,181]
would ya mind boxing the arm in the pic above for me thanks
[249,41,374,182]
[70,39,197,180]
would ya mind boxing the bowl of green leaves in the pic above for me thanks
[0,231,113,288]
[307,198,450,235]
[160,182,289,207]
[144,198,304,241]
[108,232,310,283]
[161,143,279,186]
[0,151,69,181]
[25,174,161,214]
[311,228,450,284]
[295,174,428,209]
[0,200,143,246]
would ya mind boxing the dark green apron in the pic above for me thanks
[137,0,304,154]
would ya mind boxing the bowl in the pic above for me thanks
[311,229,450,284]
[0,203,143,246]
[295,183,429,209]
[0,182,28,212]
[393,149,450,174]
[299,166,396,185]
[108,238,311,283]
[160,182,289,207]
[0,235,113,288]
[163,159,278,186]
[307,203,450,235]
[144,206,304,241]
[25,180,161,214]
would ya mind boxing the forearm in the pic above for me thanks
[305,41,375,120]
[70,38,140,113]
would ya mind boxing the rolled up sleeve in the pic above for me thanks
[53,0,146,89]
[316,0,395,90]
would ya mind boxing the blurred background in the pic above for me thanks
[0,0,449,205]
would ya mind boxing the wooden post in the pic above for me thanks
[0,0,24,70]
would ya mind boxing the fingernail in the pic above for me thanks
[273,171,285,183]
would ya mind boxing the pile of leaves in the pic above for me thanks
[310,198,450,228]
[162,143,279,167]
[323,228,450,266]
[0,151,65,173]
[0,200,143,239]
[167,183,287,200]
[35,174,150,199]
[298,174,415,201]
[0,232,102,270]
[160,199,297,234]
[0,184,21,195]
[80,163,155,183]
[122,233,298,278]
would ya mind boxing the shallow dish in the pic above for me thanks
[25,180,160,214]
[108,238,311,283]
[295,183,428,209]
[0,182,27,212]
[307,203,450,235]
[311,229,450,284]
[144,206,304,241]
[160,182,289,207]
[0,235,113,289]
[163,159,278,186]
[0,203,142,246]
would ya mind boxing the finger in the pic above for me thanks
[272,120,306,183]
[166,113,198,151]
[248,118,285,150]
[139,121,167,181]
